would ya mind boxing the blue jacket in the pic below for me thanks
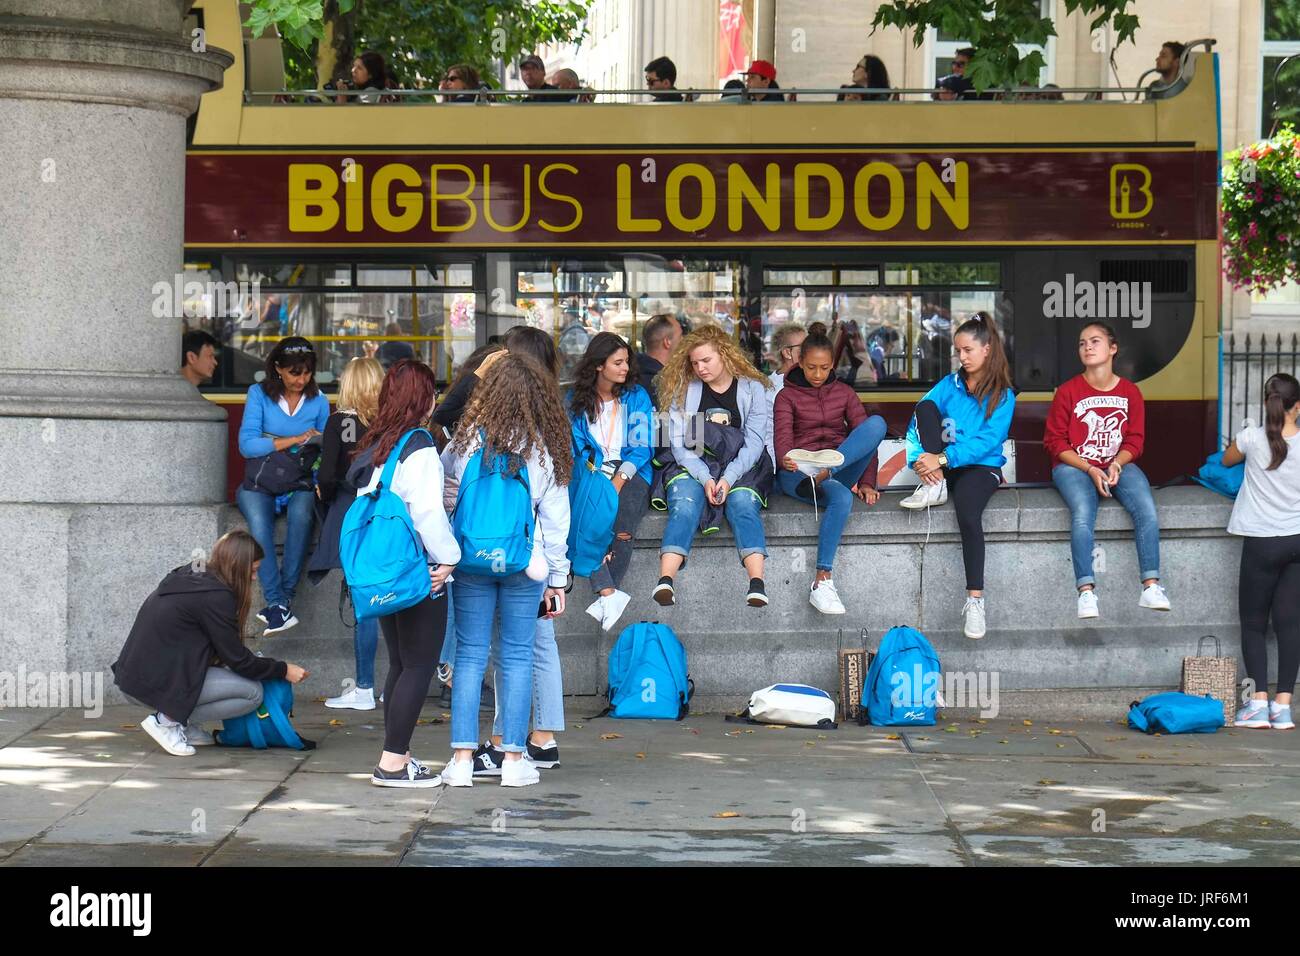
[905,372,1016,470]
[567,384,656,486]
[238,384,330,459]
[667,376,774,489]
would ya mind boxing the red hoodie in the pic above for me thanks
[1043,374,1145,467]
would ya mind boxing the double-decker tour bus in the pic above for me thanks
[183,0,1221,499]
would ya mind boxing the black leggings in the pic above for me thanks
[380,594,448,754]
[916,399,1002,591]
[1238,534,1300,696]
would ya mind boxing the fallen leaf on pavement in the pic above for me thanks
[1022,719,1033,726]
[998,739,1010,744]
[600,733,623,740]
[1049,729,1062,735]
[804,741,816,747]
[635,752,646,759]
[120,725,136,730]
[885,733,901,740]
[1037,779,1060,786]
[724,730,742,737]
[764,724,787,730]
[712,811,741,818]
[943,725,958,733]
[328,719,344,726]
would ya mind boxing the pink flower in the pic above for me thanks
[1248,221,1259,237]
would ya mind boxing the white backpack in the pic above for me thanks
[733,684,837,728]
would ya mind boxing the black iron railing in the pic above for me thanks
[1221,333,1300,443]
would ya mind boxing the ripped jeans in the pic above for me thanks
[589,473,650,594]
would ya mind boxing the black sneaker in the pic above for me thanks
[746,578,769,607]
[526,735,560,769]
[254,605,272,625]
[653,575,675,606]
[471,740,504,777]
[263,604,299,635]
[371,760,443,788]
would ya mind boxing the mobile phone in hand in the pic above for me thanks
[537,594,559,618]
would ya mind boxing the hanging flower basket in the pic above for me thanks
[1222,125,1300,293]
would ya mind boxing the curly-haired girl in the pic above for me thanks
[442,353,573,788]
[654,325,775,608]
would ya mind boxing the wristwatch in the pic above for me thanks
[936,452,949,468]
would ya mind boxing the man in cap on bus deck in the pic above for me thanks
[741,59,785,101]
[520,54,558,102]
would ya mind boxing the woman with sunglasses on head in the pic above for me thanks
[236,337,330,636]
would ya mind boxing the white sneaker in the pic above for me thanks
[900,479,948,510]
[141,714,195,756]
[788,448,845,477]
[586,596,606,625]
[962,596,987,640]
[601,589,631,632]
[441,755,474,787]
[184,724,215,746]
[1077,589,1099,619]
[500,756,541,787]
[1139,583,1171,611]
[325,686,376,710]
[809,578,846,615]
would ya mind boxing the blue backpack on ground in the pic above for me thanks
[1193,451,1243,499]
[216,679,315,750]
[567,444,619,578]
[453,442,534,577]
[603,622,693,720]
[339,428,435,621]
[1128,692,1224,734]
[861,625,941,726]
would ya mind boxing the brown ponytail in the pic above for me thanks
[955,311,1012,419]
[1263,373,1300,471]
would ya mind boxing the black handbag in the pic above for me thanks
[243,440,321,495]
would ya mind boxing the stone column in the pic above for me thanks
[0,1,233,689]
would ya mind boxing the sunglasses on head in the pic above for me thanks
[281,343,313,354]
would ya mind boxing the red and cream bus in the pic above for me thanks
[183,0,1221,498]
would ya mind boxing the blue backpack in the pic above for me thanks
[216,679,315,750]
[604,622,693,720]
[861,625,941,726]
[453,443,534,577]
[340,428,435,621]
[1128,692,1224,734]
[1193,451,1244,498]
[567,437,619,578]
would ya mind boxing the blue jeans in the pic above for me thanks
[661,475,767,562]
[236,486,315,608]
[777,415,886,571]
[491,616,565,735]
[1052,462,1161,588]
[450,571,544,752]
[354,615,378,690]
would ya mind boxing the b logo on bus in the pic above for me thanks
[1109,163,1153,220]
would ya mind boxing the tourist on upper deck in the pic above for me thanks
[336,51,391,104]
[519,54,558,102]
[551,68,582,102]
[851,54,893,100]
[440,63,481,103]
[837,85,866,101]
[645,56,684,102]
[934,47,976,100]
[1146,41,1188,100]
[741,60,785,101]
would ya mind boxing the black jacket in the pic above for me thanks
[433,373,479,439]
[649,420,774,533]
[112,567,287,724]
[307,410,367,582]
[636,352,664,407]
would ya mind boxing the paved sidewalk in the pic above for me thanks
[2,700,1298,866]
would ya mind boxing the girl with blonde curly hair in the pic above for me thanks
[653,325,776,608]
[441,352,574,789]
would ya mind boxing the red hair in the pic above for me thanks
[353,360,438,467]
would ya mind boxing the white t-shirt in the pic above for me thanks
[593,397,625,465]
[1227,425,1300,537]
